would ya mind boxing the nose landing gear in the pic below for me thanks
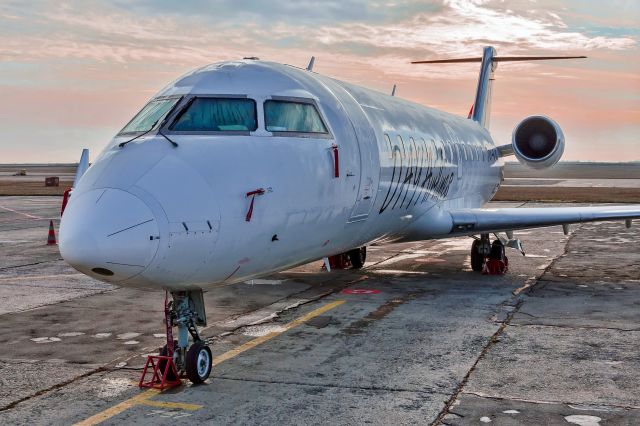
[140,290,212,388]
[168,290,211,384]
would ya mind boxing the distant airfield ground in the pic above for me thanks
[493,162,640,203]
[1,162,638,202]
[0,164,74,196]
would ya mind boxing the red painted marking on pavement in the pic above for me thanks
[341,288,381,295]
[0,205,46,220]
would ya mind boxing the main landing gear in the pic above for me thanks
[140,290,212,388]
[324,246,367,270]
[471,234,509,275]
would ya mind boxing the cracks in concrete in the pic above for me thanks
[432,226,582,425]
[0,259,62,272]
[0,288,118,318]
[509,322,640,332]
[0,366,107,413]
[212,375,449,396]
[343,290,425,335]
[0,273,372,413]
[459,391,640,411]
[431,298,524,426]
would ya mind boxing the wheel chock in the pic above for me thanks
[139,355,182,390]
[482,258,509,275]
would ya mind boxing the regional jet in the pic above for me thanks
[59,47,640,384]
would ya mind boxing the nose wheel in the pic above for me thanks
[186,341,213,384]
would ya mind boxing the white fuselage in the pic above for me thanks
[59,60,503,290]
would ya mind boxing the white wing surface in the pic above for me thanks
[448,205,640,236]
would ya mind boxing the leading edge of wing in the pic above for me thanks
[447,205,640,236]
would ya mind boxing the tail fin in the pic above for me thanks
[412,47,586,129]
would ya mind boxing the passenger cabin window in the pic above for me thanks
[119,97,180,134]
[170,98,257,132]
[264,100,327,134]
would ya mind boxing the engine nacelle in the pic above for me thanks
[512,115,564,169]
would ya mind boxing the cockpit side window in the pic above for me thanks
[264,100,328,134]
[119,97,180,134]
[169,97,257,132]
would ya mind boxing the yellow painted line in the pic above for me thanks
[74,299,345,426]
[74,389,160,426]
[212,299,345,366]
[0,273,84,282]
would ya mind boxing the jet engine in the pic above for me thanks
[512,116,564,169]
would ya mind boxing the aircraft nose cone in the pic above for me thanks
[59,189,160,282]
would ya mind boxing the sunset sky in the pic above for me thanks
[1,0,638,163]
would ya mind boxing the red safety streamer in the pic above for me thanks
[331,144,339,178]
[60,187,72,216]
[245,188,265,222]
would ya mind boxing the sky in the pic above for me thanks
[0,0,638,163]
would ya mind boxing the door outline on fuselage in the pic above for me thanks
[336,90,379,223]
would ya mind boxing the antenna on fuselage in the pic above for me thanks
[306,56,315,71]
[391,84,397,96]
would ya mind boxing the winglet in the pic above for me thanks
[391,84,397,96]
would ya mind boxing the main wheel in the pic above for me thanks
[490,239,505,260]
[471,239,484,272]
[347,247,367,269]
[185,341,212,384]
[159,341,178,381]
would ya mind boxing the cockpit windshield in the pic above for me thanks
[119,97,180,134]
[170,98,257,132]
[264,100,328,133]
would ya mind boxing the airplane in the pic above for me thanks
[58,46,640,384]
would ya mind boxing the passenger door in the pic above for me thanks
[325,84,378,222]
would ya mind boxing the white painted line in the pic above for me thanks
[117,332,141,340]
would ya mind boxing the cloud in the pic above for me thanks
[313,0,635,56]
[0,0,638,162]
[1,0,635,68]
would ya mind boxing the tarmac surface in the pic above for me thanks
[0,196,638,425]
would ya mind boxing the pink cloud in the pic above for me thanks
[0,1,637,162]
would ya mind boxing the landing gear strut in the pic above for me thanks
[140,290,210,388]
[167,290,211,384]
[142,290,212,387]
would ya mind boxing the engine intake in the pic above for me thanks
[512,116,564,169]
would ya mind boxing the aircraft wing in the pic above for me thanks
[448,205,640,236]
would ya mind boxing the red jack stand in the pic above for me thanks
[139,292,182,389]
[139,355,181,390]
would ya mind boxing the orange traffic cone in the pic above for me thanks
[47,220,57,245]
